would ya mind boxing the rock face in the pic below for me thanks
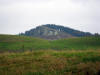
[20,24,92,40]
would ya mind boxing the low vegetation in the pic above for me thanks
[0,35,100,52]
[0,35,100,75]
[0,50,100,75]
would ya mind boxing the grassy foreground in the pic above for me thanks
[0,50,100,75]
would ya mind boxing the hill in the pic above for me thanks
[20,24,92,40]
[0,35,100,52]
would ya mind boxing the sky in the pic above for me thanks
[0,0,100,34]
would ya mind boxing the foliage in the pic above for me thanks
[0,50,100,75]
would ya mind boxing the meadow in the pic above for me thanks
[0,35,100,51]
[0,35,100,75]
[0,50,100,75]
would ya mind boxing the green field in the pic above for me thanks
[0,35,100,52]
[0,35,100,75]
[0,50,100,75]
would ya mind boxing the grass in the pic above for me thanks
[0,35,100,51]
[0,50,100,75]
[0,35,100,75]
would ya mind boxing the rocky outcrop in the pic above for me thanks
[20,24,92,40]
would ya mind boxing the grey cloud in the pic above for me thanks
[0,0,52,5]
[0,0,100,34]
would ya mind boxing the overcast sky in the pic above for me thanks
[0,0,100,34]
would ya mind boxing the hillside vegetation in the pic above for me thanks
[0,35,100,75]
[0,35,100,52]
[0,50,100,75]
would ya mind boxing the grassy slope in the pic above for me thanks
[0,35,50,51]
[51,37,100,50]
[0,50,100,75]
[0,35,100,51]
[0,35,100,75]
